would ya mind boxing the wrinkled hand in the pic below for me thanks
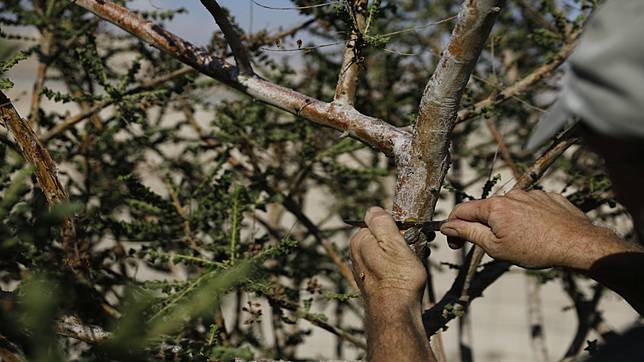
[349,207,426,303]
[440,190,621,270]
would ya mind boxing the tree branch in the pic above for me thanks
[55,316,111,344]
[69,0,409,157]
[485,118,521,179]
[334,0,367,105]
[0,91,86,269]
[29,30,53,129]
[526,274,549,362]
[392,0,504,221]
[43,20,315,142]
[266,294,367,350]
[561,272,603,359]
[42,67,193,141]
[200,0,253,76]
[456,30,580,124]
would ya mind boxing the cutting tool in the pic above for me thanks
[343,219,446,244]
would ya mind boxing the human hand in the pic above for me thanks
[439,190,622,270]
[349,207,426,305]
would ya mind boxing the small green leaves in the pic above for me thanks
[0,50,27,90]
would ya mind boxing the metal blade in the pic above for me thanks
[343,219,446,231]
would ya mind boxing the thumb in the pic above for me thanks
[440,220,496,250]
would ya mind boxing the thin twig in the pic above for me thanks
[485,118,521,179]
[251,0,340,11]
[29,30,54,129]
[42,67,194,141]
[265,293,366,350]
[379,15,458,37]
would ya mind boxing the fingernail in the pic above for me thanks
[440,226,459,237]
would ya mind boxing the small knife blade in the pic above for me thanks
[343,219,446,232]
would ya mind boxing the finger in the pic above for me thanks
[364,207,407,249]
[440,220,496,250]
[448,198,496,224]
[349,228,370,265]
[349,228,370,284]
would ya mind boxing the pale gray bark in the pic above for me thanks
[392,0,504,221]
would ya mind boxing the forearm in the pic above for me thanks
[364,292,436,362]
[572,227,644,315]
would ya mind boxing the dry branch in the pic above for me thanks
[392,0,504,221]
[0,91,85,269]
[69,0,408,157]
